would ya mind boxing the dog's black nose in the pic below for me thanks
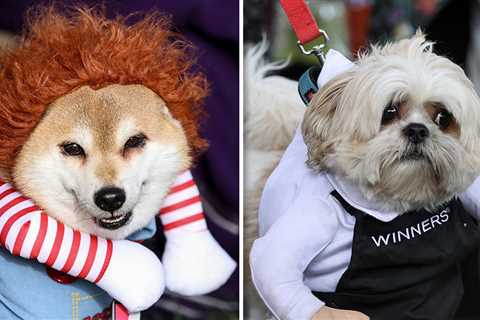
[403,123,429,144]
[94,187,126,212]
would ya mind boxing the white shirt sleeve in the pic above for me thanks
[459,176,480,220]
[250,193,339,320]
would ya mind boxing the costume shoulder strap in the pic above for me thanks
[330,190,364,218]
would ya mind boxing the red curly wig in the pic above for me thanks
[0,6,208,172]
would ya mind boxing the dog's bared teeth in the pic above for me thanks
[96,212,132,230]
[100,215,125,223]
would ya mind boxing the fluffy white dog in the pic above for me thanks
[249,33,480,320]
[303,33,480,213]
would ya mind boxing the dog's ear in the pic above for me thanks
[302,71,353,171]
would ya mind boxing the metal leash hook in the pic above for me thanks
[296,29,329,105]
[297,29,330,65]
[278,0,330,104]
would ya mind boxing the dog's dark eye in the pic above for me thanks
[381,103,399,124]
[124,134,147,149]
[60,142,85,157]
[434,110,453,130]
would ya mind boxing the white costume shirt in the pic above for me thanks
[249,50,480,320]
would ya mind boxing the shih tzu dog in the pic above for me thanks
[249,33,480,320]
[302,33,480,212]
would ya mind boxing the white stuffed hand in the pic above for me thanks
[163,229,236,295]
[158,171,236,295]
[0,180,165,312]
[96,240,165,312]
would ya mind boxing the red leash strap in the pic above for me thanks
[279,0,321,44]
[278,0,329,63]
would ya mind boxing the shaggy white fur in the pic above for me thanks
[303,32,480,213]
[246,32,480,320]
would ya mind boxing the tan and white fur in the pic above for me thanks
[13,84,191,240]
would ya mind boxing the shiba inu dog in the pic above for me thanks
[13,84,191,239]
[0,6,236,320]
[0,6,208,241]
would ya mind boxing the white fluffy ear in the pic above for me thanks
[302,72,353,171]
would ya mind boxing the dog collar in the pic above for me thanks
[298,66,321,105]
[298,49,355,105]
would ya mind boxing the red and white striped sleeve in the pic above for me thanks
[0,180,112,283]
[158,171,207,233]
[157,170,236,296]
[0,179,165,312]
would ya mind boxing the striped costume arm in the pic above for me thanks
[158,170,207,233]
[158,171,236,295]
[0,182,112,283]
[0,180,164,312]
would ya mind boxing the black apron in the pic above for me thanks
[314,191,480,320]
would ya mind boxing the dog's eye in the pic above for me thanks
[381,103,399,124]
[124,134,147,149]
[434,110,453,129]
[60,142,85,157]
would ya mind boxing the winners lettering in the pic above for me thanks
[371,208,450,247]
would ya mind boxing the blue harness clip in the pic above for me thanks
[298,66,321,105]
